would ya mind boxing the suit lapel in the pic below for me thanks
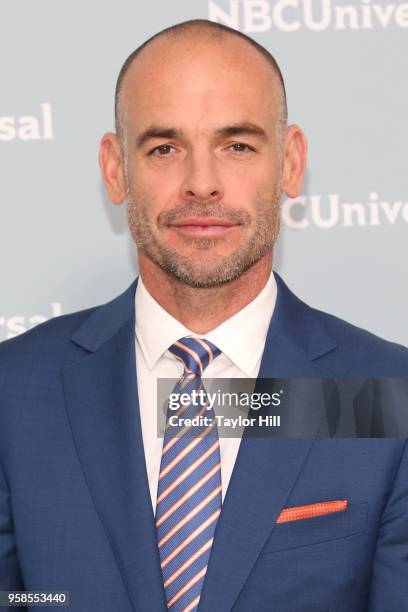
[197,273,339,612]
[62,279,167,612]
[197,436,315,611]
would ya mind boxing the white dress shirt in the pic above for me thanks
[134,271,277,515]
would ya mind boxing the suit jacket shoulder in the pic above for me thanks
[0,278,137,373]
[268,273,408,377]
[304,301,408,372]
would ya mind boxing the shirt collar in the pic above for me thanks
[135,271,277,377]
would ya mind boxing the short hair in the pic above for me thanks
[114,19,288,144]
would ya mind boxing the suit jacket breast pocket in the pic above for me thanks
[259,501,368,555]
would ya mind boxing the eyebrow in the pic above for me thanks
[135,126,180,148]
[135,122,269,148]
[215,122,268,140]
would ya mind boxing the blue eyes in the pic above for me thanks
[149,143,255,157]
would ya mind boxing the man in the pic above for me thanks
[0,18,407,612]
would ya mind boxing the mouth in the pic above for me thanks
[169,217,238,238]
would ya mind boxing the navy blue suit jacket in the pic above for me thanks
[1,273,407,611]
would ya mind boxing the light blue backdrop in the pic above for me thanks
[1,0,407,346]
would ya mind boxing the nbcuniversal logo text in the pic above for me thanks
[0,303,62,341]
[282,193,408,228]
[0,103,53,141]
[209,0,408,32]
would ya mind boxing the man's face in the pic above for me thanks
[120,35,285,287]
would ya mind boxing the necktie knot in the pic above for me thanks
[168,337,221,377]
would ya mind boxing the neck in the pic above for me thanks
[138,253,273,334]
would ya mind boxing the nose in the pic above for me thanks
[180,152,224,203]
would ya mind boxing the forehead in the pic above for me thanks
[120,34,282,135]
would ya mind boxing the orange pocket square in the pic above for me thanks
[277,500,348,523]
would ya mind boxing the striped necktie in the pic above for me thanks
[155,337,222,612]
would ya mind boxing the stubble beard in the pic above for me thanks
[126,184,281,289]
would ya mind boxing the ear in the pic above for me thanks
[99,132,126,205]
[282,124,308,198]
